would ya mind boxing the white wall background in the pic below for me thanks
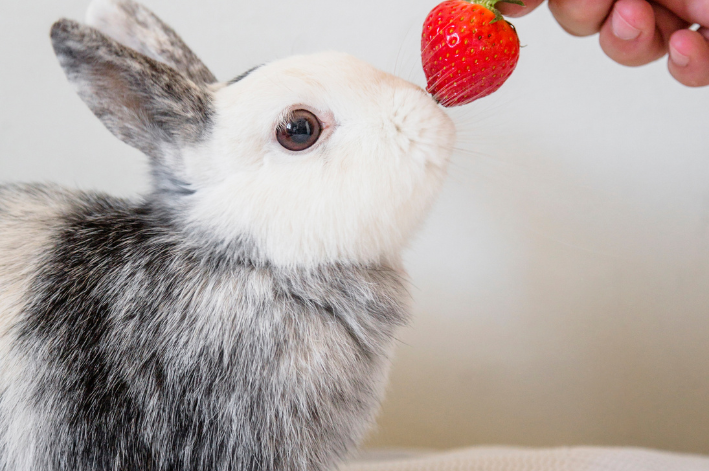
[1,0,708,455]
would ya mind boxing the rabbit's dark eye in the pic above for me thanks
[277,110,322,152]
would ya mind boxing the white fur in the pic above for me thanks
[87,0,174,67]
[0,186,72,471]
[181,52,456,268]
[0,186,70,353]
[86,0,140,53]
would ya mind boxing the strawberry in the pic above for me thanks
[422,0,523,107]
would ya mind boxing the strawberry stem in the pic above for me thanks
[469,0,525,23]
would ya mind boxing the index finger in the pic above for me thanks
[497,0,546,18]
[548,0,618,36]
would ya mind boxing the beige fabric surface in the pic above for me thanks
[342,447,709,471]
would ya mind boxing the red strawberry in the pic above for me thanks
[422,0,523,107]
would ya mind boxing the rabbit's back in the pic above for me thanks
[0,185,72,347]
[0,187,407,471]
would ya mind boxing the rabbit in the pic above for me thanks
[0,0,455,469]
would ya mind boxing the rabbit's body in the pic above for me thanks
[0,0,455,469]
[0,184,405,471]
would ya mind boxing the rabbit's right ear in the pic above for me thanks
[86,0,217,85]
[51,19,213,166]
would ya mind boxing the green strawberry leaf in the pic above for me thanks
[483,0,526,23]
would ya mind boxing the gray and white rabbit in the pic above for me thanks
[0,0,455,469]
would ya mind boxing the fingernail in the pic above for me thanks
[669,44,690,67]
[612,9,641,41]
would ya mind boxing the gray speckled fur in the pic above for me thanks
[51,19,213,195]
[0,185,407,471]
[88,0,217,85]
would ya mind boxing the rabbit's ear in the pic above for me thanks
[51,19,213,166]
[86,0,217,85]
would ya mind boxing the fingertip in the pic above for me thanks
[548,0,615,37]
[497,0,545,18]
[669,41,691,67]
[599,0,665,66]
[668,29,709,86]
[610,0,647,40]
[669,29,700,65]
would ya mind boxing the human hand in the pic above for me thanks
[497,0,709,87]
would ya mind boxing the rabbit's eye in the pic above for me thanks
[277,110,322,152]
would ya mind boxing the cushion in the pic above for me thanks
[342,447,709,471]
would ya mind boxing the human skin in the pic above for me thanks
[497,0,709,87]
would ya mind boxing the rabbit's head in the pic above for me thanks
[52,0,456,267]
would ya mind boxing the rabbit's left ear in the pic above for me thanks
[86,0,217,85]
[51,19,213,168]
